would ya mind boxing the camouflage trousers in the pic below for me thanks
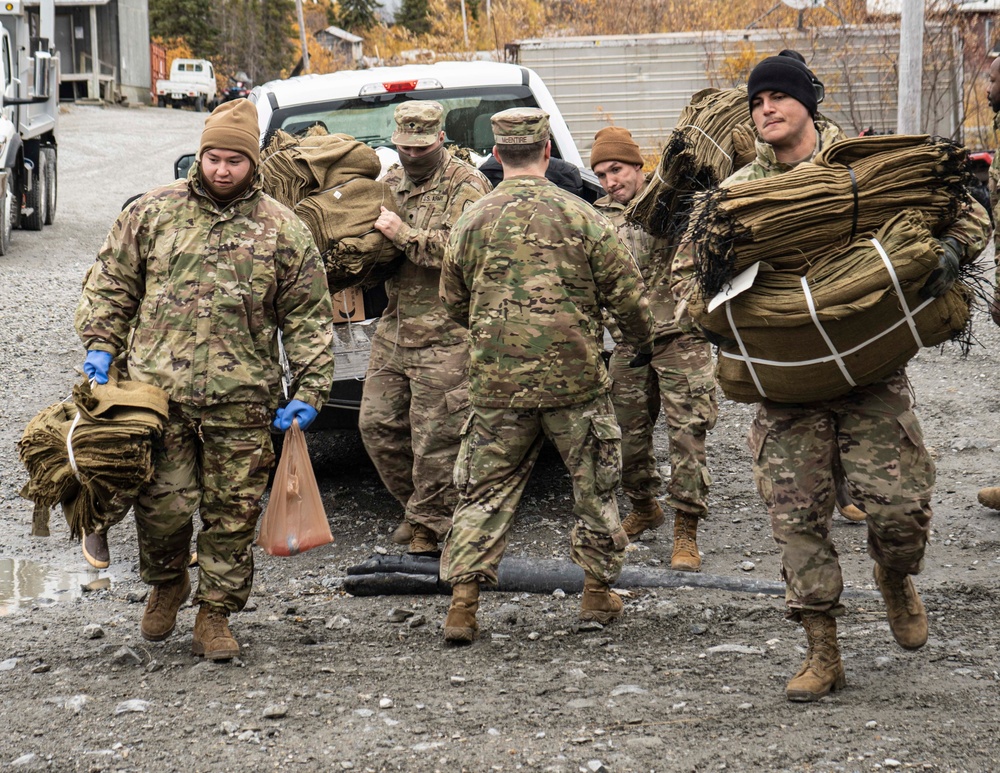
[747,369,934,618]
[440,394,630,587]
[134,401,274,613]
[359,335,470,539]
[609,334,718,517]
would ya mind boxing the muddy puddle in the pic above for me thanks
[0,557,110,615]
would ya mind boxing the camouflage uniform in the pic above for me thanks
[439,111,654,586]
[678,122,990,619]
[76,163,334,612]
[596,183,717,519]
[989,112,1000,262]
[358,101,491,539]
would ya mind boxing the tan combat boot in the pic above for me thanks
[621,499,665,539]
[192,604,240,660]
[579,575,624,624]
[390,521,413,545]
[408,524,440,554]
[786,611,846,701]
[671,512,701,572]
[978,487,1000,510]
[443,581,480,645]
[873,564,928,650]
[140,572,191,641]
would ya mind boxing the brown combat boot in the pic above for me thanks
[408,524,440,554]
[192,604,240,660]
[579,575,624,624]
[835,478,866,522]
[873,564,928,650]
[390,521,413,545]
[786,611,847,702]
[82,530,110,569]
[978,487,1000,510]
[140,572,191,642]
[621,499,665,539]
[443,581,480,645]
[671,512,702,572]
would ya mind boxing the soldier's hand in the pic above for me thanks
[83,350,113,385]
[274,400,319,432]
[991,289,1000,328]
[628,345,653,368]
[374,206,403,240]
[700,327,737,349]
[919,237,962,300]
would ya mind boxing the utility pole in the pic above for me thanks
[460,0,469,47]
[296,0,311,74]
[897,0,924,134]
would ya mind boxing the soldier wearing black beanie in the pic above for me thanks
[747,51,823,117]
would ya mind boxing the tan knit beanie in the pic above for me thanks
[589,126,643,169]
[199,99,260,165]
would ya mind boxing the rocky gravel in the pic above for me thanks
[1,105,1000,772]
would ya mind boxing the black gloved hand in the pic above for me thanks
[920,237,962,300]
[628,346,653,368]
[700,327,737,349]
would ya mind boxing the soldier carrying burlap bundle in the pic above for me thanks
[673,51,990,703]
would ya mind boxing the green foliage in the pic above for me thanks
[149,0,216,56]
[335,0,383,31]
[395,0,431,36]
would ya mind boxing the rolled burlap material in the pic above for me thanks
[690,209,971,403]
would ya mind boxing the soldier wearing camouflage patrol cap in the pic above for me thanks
[437,106,655,644]
[590,125,718,572]
[76,99,335,661]
[361,100,491,557]
[672,52,991,702]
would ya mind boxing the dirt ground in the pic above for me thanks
[2,105,1000,773]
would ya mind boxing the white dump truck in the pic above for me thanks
[0,0,60,255]
[155,58,217,112]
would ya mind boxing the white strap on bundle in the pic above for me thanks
[871,237,924,348]
[800,275,856,388]
[720,237,936,395]
[66,411,83,480]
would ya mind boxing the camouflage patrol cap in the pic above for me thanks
[491,108,550,145]
[391,101,444,147]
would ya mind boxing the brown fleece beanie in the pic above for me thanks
[199,99,260,165]
[589,126,643,169]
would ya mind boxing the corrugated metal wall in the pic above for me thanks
[513,25,962,157]
[114,0,150,104]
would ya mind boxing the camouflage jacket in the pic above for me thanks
[989,112,1000,264]
[76,164,335,411]
[595,180,681,342]
[673,121,990,315]
[378,154,492,348]
[441,175,655,409]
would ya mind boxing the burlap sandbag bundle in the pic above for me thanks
[689,210,971,403]
[261,130,403,291]
[628,87,753,242]
[691,134,971,297]
[18,372,169,539]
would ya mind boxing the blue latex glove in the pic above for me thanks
[273,399,318,432]
[83,350,113,384]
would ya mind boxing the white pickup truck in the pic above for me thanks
[175,61,598,429]
[155,58,217,112]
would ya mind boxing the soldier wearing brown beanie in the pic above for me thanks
[76,97,334,662]
[590,125,718,573]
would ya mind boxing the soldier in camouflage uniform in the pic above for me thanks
[675,53,990,701]
[360,101,491,555]
[76,100,335,660]
[590,126,718,572]
[976,56,1000,510]
[438,108,655,644]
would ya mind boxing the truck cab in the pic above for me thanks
[156,58,217,112]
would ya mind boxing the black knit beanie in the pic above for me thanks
[747,53,820,117]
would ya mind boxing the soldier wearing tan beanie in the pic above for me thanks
[198,99,261,202]
[589,125,644,169]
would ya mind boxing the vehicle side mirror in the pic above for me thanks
[174,153,196,180]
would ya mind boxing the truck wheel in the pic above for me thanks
[0,172,13,255]
[42,147,55,225]
[22,154,46,231]
[157,96,167,108]
[194,95,205,112]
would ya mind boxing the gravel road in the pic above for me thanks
[1,104,1000,773]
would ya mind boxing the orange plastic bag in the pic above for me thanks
[256,421,333,556]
